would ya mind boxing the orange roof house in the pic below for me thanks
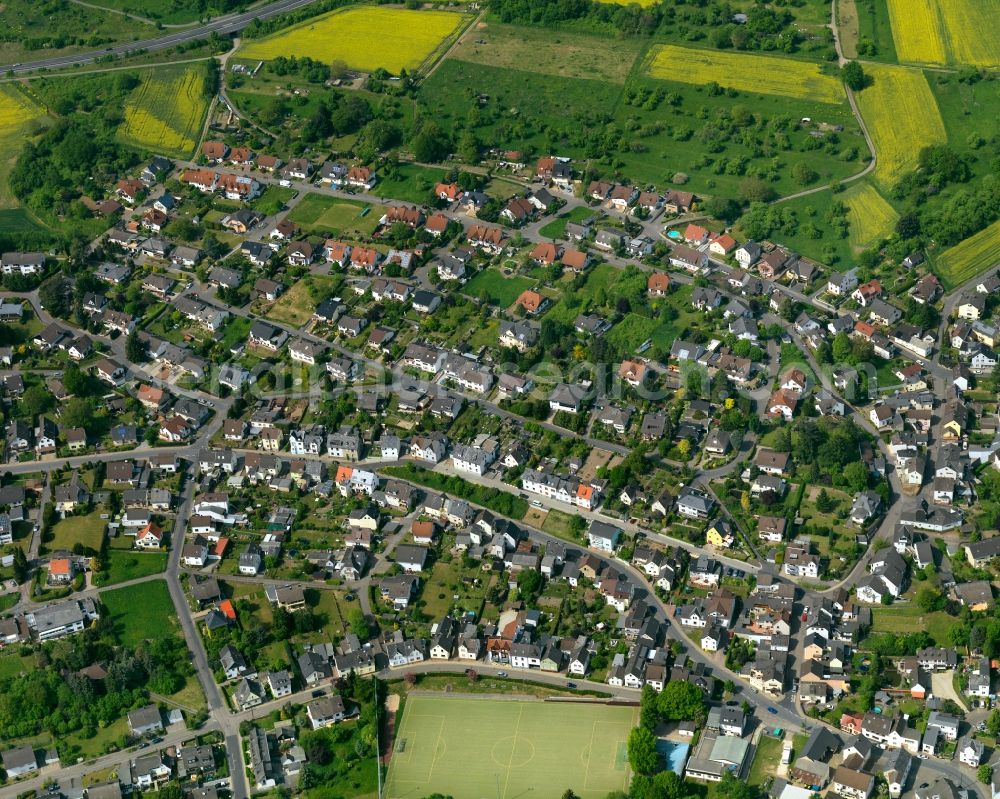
[229,147,255,164]
[49,558,72,579]
[853,320,876,339]
[619,359,647,386]
[219,599,237,621]
[201,141,229,161]
[647,272,671,297]
[516,290,546,314]
[560,248,590,272]
[412,521,436,542]
[137,384,165,410]
[684,224,708,244]
[530,242,562,265]
[425,213,449,235]
[536,156,557,177]
[710,233,737,254]
[384,205,424,228]
[435,182,462,201]
[213,538,229,558]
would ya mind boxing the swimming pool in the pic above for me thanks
[667,229,682,239]
[656,740,690,775]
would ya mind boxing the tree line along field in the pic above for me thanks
[643,44,846,104]
[935,218,1000,290]
[0,86,49,245]
[885,0,1000,67]
[82,0,244,25]
[117,64,211,159]
[0,86,45,208]
[853,63,946,189]
[237,6,467,75]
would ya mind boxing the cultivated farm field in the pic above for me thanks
[885,0,947,65]
[238,7,465,74]
[935,218,1000,290]
[854,64,946,188]
[843,183,899,250]
[886,0,1000,67]
[643,45,845,104]
[118,65,209,159]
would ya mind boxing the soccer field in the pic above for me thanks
[384,695,638,799]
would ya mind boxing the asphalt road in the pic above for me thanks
[0,0,321,74]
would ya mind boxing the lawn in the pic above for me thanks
[844,182,899,251]
[251,185,297,216]
[117,64,210,159]
[541,509,581,543]
[463,268,535,308]
[420,558,489,620]
[643,45,845,104]
[100,580,178,647]
[870,606,953,646]
[447,21,644,84]
[45,509,106,554]
[748,734,783,787]
[854,64,947,189]
[0,651,35,680]
[934,218,1000,290]
[266,276,338,328]
[384,695,637,799]
[373,163,448,205]
[239,6,466,74]
[538,206,596,240]
[98,551,168,586]
[286,193,381,236]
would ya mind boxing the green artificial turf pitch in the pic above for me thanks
[384,694,638,799]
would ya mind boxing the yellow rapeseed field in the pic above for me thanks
[887,0,1000,67]
[238,7,464,74]
[885,0,947,65]
[936,219,1000,290]
[643,45,845,104]
[118,66,208,158]
[843,183,899,250]
[854,64,946,189]
[0,86,41,136]
[940,0,1000,68]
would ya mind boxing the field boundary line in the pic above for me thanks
[582,719,599,791]
[501,704,525,799]
[425,714,446,784]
